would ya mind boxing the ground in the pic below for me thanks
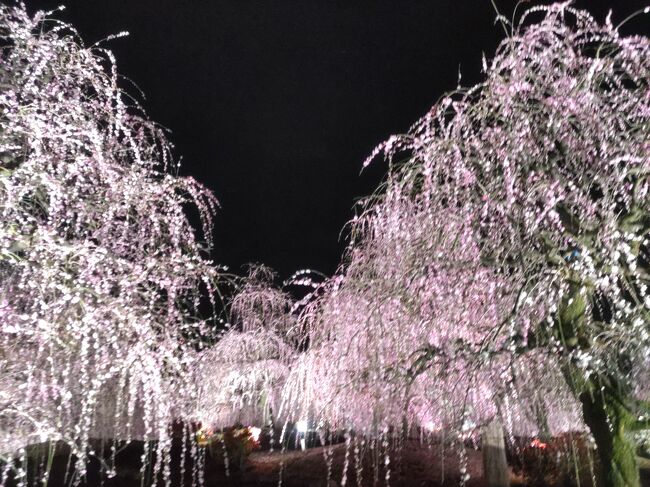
[7,438,650,486]
[206,440,491,487]
[202,439,650,487]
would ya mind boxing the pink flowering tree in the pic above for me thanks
[193,266,297,431]
[0,5,219,484]
[283,4,649,487]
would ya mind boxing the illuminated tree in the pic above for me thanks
[0,5,218,484]
[282,5,649,486]
[193,266,296,431]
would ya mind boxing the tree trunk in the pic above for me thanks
[481,419,509,487]
[556,284,640,487]
[580,388,639,487]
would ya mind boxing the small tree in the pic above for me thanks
[0,5,218,484]
[193,266,296,430]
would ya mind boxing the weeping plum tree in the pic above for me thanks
[281,4,649,487]
[193,266,297,431]
[362,4,649,486]
[0,5,219,484]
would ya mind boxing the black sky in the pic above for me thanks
[27,0,649,279]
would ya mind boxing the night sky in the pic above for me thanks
[27,0,649,279]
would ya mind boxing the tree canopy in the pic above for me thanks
[0,4,218,483]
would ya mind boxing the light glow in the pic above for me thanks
[296,420,309,434]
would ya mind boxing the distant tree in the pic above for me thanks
[193,266,296,431]
[0,4,218,483]
[283,5,649,487]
